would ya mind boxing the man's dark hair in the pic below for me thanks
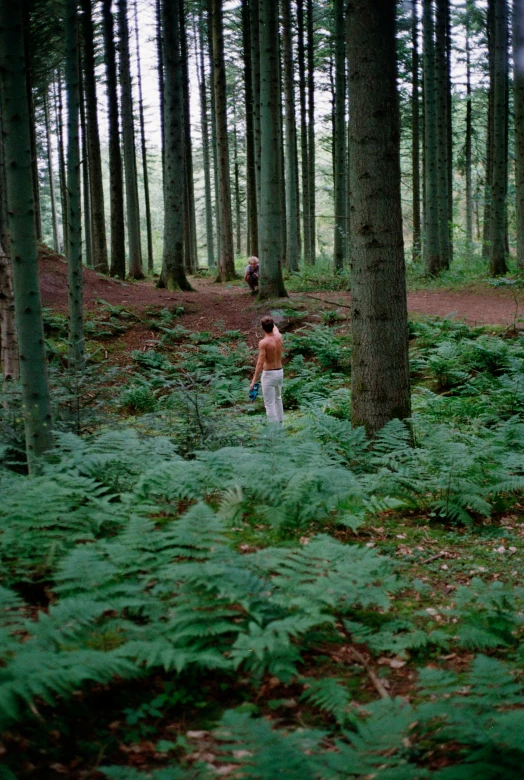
[261,316,274,333]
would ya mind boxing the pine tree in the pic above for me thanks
[347,0,411,435]
[159,0,192,291]
[423,0,441,274]
[0,103,18,382]
[281,0,299,272]
[241,0,258,257]
[0,0,54,466]
[412,0,421,260]
[489,0,508,275]
[196,6,215,267]
[333,0,346,271]
[102,0,126,279]
[513,0,524,268]
[65,0,85,371]
[258,0,287,298]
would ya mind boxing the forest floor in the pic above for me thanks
[39,245,524,349]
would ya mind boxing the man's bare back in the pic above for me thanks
[250,316,285,423]
[250,319,282,389]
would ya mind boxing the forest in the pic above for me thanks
[2,0,524,777]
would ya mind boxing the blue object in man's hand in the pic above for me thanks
[249,383,260,402]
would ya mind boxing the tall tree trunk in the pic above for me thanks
[81,0,109,273]
[435,0,450,270]
[489,0,508,275]
[306,0,316,263]
[156,0,165,177]
[211,0,236,281]
[241,0,258,257]
[22,0,42,243]
[259,0,287,298]
[423,0,441,275]
[43,89,59,254]
[65,0,85,370]
[281,0,299,271]
[233,105,242,255]
[465,0,473,251]
[103,0,126,279]
[513,0,524,268]
[134,0,154,272]
[412,0,421,260]
[56,73,68,254]
[159,0,192,291]
[250,0,261,245]
[347,0,410,436]
[79,63,92,269]
[180,0,198,273]
[333,0,346,271]
[208,0,221,260]
[118,0,143,279]
[197,8,215,267]
[483,0,495,258]
[297,0,310,264]
[0,102,18,382]
[445,0,453,261]
[0,0,54,466]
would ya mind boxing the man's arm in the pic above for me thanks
[250,341,266,389]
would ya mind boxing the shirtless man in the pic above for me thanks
[250,316,284,423]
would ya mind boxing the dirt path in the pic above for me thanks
[39,247,522,343]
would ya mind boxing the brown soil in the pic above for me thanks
[39,246,522,348]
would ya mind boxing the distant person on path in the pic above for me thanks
[244,256,260,294]
[250,316,284,423]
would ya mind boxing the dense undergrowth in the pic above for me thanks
[1,304,524,778]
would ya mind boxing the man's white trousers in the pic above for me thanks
[261,369,284,423]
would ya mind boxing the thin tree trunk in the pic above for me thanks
[134,0,154,272]
[489,0,508,275]
[118,0,143,279]
[514,0,524,268]
[211,0,236,281]
[465,1,473,250]
[56,72,68,254]
[233,105,242,255]
[412,0,421,260]
[65,0,85,370]
[483,0,495,258]
[297,0,310,264]
[159,0,192,291]
[197,9,215,268]
[79,62,92,269]
[423,0,441,275]
[281,0,299,272]
[103,0,126,279]
[333,0,346,271]
[0,0,54,466]
[241,0,258,257]
[180,0,198,273]
[306,0,316,263]
[22,0,42,243]
[435,0,450,270]
[250,0,261,243]
[81,0,109,273]
[43,89,59,254]
[347,0,410,436]
[208,0,221,259]
[259,0,287,298]
[156,0,165,177]
[0,102,18,382]
[445,0,453,261]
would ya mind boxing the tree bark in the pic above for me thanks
[21,0,42,243]
[489,0,508,275]
[249,0,261,243]
[156,0,165,177]
[297,0,310,264]
[0,0,54,466]
[423,0,441,275]
[159,0,192,291]
[134,0,154,272]
[81,0,109,273]
[483,0,495,258]
[412,0,421,260]
[0,101,18,382]
[65,0,85,371]
[333,0,346,271]
[118,0,143,279]
[241,0,258,257]
[258,0,287,298]
[211,0,236,281]
[281,0,299,272]
[180,0,198,273]
[306,0,316,264]
[514,0,524,268]
[56,73,68,254]
[435,0,450,270]
[102,0,126,279]
[347,0,410,437]
[79,61,92,269]
[196,8,215,267]
[465,0,473,251]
